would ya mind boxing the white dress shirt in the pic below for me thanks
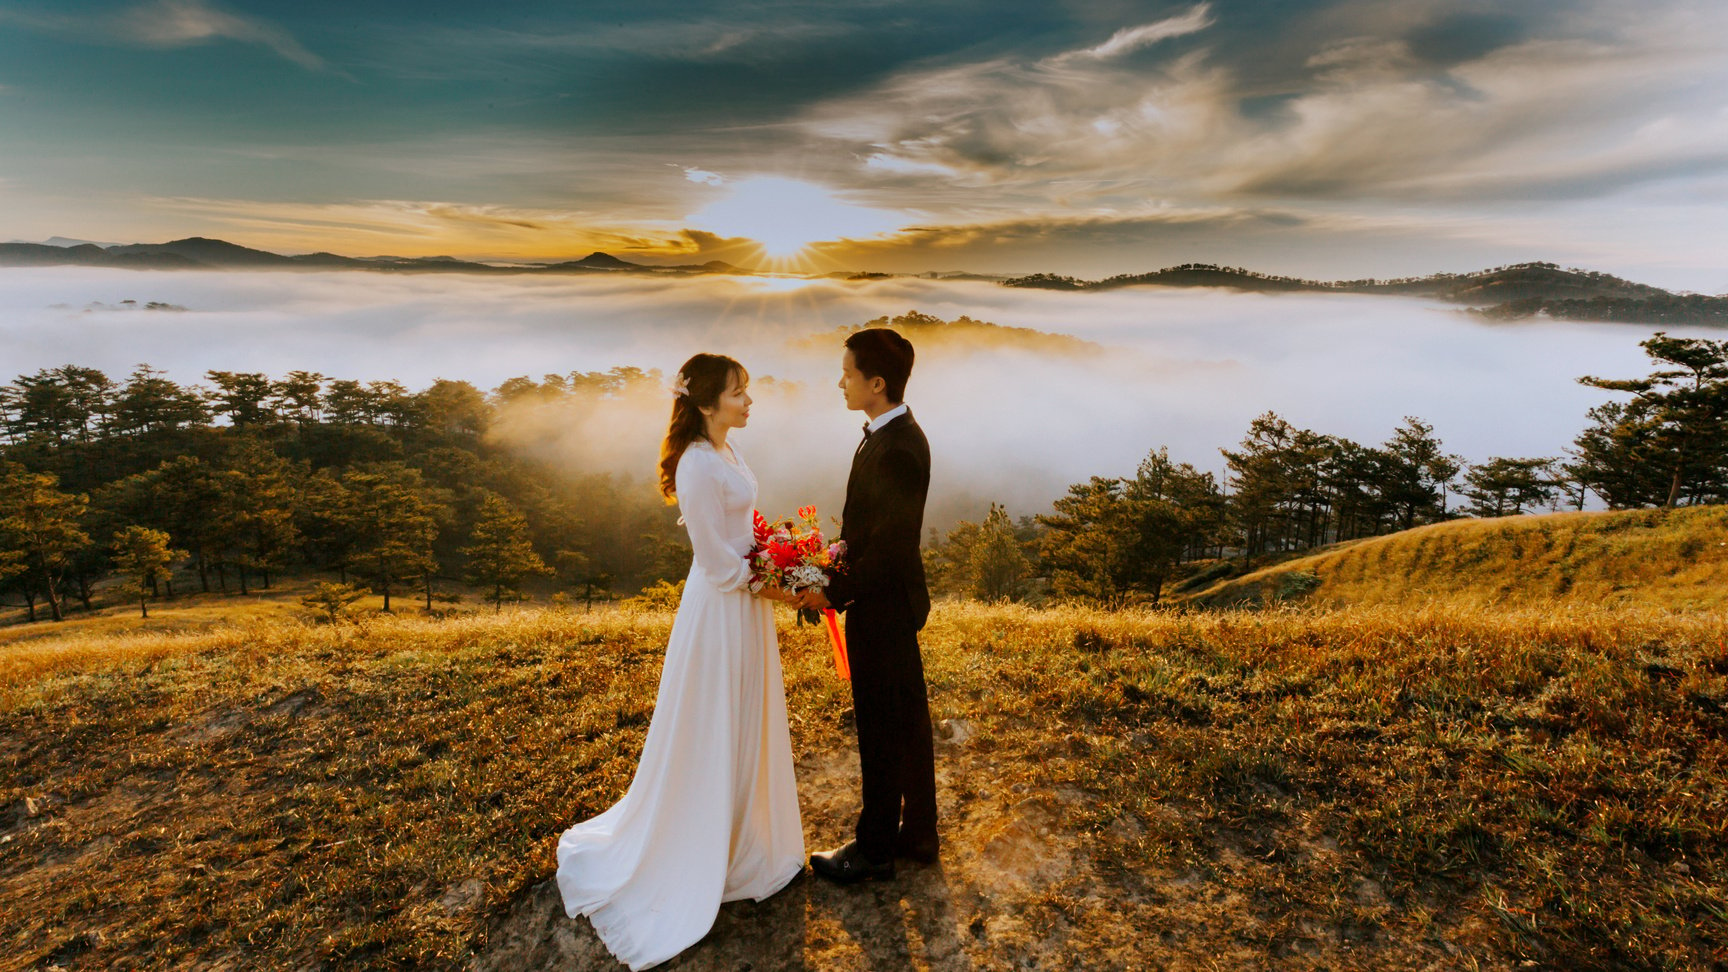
[865,402,909,434]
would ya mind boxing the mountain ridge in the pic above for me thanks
[4,239,1723,325]
[1001,261,1728,326]
[0,238,758,277]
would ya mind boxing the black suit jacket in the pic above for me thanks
[825,409,931,630]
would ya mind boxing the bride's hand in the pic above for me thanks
[755,581,796,604]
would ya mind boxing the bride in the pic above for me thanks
[555,353,805,970]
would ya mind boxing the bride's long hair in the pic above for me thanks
[659,353,748,501]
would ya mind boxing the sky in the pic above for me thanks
[2,1,1726,288]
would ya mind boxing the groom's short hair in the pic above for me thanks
[845,328,915,403]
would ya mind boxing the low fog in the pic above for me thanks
[2,267,1709,529]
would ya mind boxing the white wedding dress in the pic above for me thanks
[556,439,804,971]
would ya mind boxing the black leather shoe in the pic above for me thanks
[893,834,940,865]
[810,841,895,884]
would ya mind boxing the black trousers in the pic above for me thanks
[845,604,938,862]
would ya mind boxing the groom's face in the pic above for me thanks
[839,349,883,412]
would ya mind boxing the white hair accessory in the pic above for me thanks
[669,372,690,397]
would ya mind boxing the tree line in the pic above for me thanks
[927,331,1728,605]
[5,331,1723,621]
[0,366,691,622]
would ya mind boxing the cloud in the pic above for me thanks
[684,168,725,186]
[359,17,858,82]
[1,0,328,71]
[128,194,804,267]
[1057,5,1216,62]
[121,0,324,68]
[132,195,675,258]
[1403,11,1528,66]
[802,0,1728,214]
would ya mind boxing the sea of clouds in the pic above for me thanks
[2,267,1711,528]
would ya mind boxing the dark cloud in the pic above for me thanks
[1,0,330,70]
[1405,11,1529,66]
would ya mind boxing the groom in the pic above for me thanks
[800,327,938,883]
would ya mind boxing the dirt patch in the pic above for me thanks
[473,731,1449,972]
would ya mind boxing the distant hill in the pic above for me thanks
[0,242,112,266]
[799,309,1100,355]
[1007,261,1670,302]
[538,252,757,274]
[0,239,759,277]
[286,251,372,267]
[1472,294,1728,327]
[3,236,122,248]
[542,251,640,271]
[1181,505,1728,612]
[1002,261,1726,327]
[106,237,299,267]
[919,271,1012,282]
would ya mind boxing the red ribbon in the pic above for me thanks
[823,608,850,681]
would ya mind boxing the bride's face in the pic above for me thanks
[703,370,752,430]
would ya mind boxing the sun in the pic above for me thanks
[687,176,902,260]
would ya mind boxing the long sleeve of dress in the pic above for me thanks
[678,449,754,593]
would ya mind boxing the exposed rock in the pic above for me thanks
[470,880,615,970]
[439,878,486,915]
[1105,812,1145,841]
[1353,875,1389,907]
[265,687,322,718]
[978,798,1074,895]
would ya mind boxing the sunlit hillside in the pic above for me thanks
[1184,505,1728,612]
[3,601,1725,970]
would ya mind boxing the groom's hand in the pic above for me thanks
[799,589,832,611]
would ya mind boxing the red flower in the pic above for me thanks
[768,539,801,570]
[798,504,818,520]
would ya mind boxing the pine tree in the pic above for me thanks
[108,365,208,436]
[1124,448,1225,603]
[112,525,183,618]
[968,504,1033,601]
[1577,332,1728,507]
[462,492,550,612]
[1220,412,1299,557]
[1378,417,1462,530]
[204,371,278,427]
[342,464,446,612]
[106,456,227,592]
[300,581,369,624]
[0,465,91,622]
[1037,477,1136,604]
[1461,458,1559,517]
[212,442,304,593]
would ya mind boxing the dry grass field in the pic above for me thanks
[3,592,1726,970]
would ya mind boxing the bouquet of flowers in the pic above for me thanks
[749,505,850,679]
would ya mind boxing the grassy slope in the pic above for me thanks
[3,602,1726,970]
[1184,505,1728,611]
